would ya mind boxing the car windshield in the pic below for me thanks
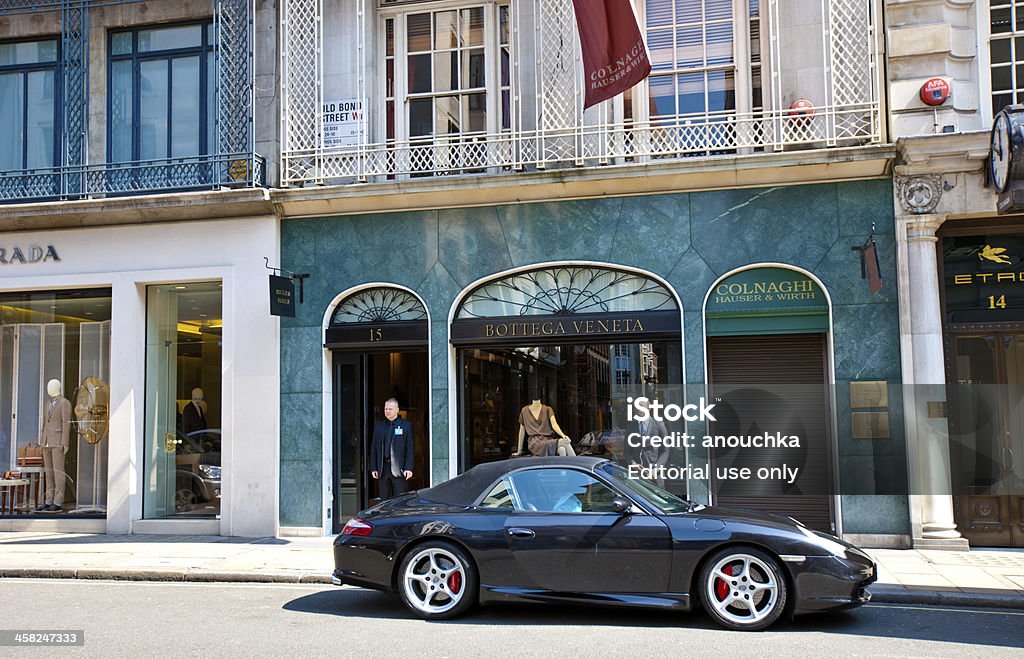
[599,462,696,514]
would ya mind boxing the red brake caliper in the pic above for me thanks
[715,563,735,600]
[448,571,462,594]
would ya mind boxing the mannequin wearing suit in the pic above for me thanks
[39,378,72,512]
[182,387,208,439]
[370,398,414,501]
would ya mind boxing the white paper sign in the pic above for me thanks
[323,98,367,148]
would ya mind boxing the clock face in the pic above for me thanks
[992,113,1011,192]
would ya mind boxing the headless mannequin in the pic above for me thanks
[515,398,576,457]
[39,378,72,512]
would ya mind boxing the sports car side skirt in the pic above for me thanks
[479,586,691,611]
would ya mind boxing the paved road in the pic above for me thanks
[1,579,1022,658]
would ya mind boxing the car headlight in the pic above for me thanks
[199,464,221,480]
[798,525,849,557]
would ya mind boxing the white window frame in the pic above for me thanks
[378,0,506,150]
[633,0,768,127]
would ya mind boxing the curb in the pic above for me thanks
[869,586,1024,610]
[1,570,1020,609]
[0,567,332,585]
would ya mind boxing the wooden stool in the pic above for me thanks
[0,479,30,515]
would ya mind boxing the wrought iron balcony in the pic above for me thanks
[0,154,266,203]
[282,103,880,185]
[280,0,883,187]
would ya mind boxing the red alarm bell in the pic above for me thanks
[920,78,950,106]
[789,99,815,116]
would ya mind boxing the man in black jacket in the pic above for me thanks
[370,398,414,500]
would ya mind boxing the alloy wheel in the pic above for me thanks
[401,546,467,615]
[704,552,782,628]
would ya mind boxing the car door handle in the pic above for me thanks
[507,527,535,539]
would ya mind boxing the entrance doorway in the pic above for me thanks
[949,332,1024,547]
[704,267,836,533]
[332,350,429,532]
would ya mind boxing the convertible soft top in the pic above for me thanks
[417,456,609,506]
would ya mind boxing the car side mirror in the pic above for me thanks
[611,498,633,514]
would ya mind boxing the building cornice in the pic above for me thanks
[0,188,274,233]
[272,145,895,219]
[0,145,895,230]
[894,131,990,175]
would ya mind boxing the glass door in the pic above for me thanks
[144,283,223,518]
[333,352,366,532]
[144,286,179,518]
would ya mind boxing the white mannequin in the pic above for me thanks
[39,378,72,512]
[46,379,69,457]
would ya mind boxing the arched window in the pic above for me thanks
[450,265,683,472]
[326,287,427,349]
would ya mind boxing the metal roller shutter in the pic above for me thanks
[708,334,836,533]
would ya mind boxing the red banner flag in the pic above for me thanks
[571,0,652,109]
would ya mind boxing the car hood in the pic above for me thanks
[690,504,808,528]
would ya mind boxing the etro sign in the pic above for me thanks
[0,244,60,265]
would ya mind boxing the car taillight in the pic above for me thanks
[342,518,373,537]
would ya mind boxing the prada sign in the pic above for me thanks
[451,311,680,346]
[0,244,60,265]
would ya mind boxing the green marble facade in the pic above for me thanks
[280,178,908,535]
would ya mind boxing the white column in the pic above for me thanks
[903,215,967,548]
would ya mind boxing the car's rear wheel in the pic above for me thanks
[699,547,787,630]
[398,541,478,620]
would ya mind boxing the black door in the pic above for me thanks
[500,467,672,593]
[332,349,430,533]
[333,353,367,533]
[949,333,1024,547]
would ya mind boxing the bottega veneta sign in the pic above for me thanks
[450,310,681,345]
[0,245,60,265]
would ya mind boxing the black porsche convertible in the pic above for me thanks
[332,456,875,631]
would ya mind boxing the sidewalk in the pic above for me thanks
[0,532,1022,609]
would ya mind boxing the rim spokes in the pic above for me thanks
[404,548,466,614]
[707,554,779,625]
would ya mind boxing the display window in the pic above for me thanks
[143,282,222,518]
[452,265,684,488]
[0,288,111,517]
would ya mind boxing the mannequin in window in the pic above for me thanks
[182,387,208,442]
[513,387,576,457]
[39,378,72,512]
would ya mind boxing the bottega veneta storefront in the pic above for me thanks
[0,218,279,536]
[280,179,909,543]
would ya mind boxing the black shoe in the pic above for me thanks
[43,504,60,512]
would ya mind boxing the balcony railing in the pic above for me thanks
[283,103,880,185]
[0,153,266,203]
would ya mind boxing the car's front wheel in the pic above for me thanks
[398,541,478,620]
[699,546,787,630]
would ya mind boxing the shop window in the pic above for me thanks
[143,282,222,518]
[0,39,59,198]
[452,265,683,475]
[108,23,216,182]
[0,288,111,518]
